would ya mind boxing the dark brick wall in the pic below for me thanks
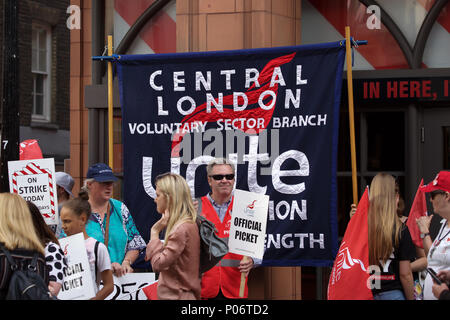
[16,0,70,130]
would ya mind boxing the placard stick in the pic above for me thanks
[239,256,250,297]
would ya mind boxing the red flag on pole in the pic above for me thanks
[406,179,427,248]
[142,281,158,300]
[328,187,373,300]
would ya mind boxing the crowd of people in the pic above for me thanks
[0,158,258,300]
[349,171,450,300]
[0,156,449,300]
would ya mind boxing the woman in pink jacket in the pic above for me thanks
[145,173,200,300]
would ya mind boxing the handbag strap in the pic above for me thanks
[0,243,39,271]
[104,202,111,248]
[0,244,17,269]
[28,253,39,272]
[94,240,100,283]
[196,197,202,215]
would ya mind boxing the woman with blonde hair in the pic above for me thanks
[145,173,201,300]
[0,193,49,299]
[368,173,415,300]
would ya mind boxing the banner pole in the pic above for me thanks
[345,26,358,205]
[107,35,114,170]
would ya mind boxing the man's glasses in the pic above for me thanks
[209,174,235,181]
[430,190,447,200]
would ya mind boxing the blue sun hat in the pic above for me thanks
[86,163,118,182]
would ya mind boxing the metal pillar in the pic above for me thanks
[0,0,19,192]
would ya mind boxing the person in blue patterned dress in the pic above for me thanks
[84,163,146,277]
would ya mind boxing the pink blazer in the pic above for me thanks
[146,221,201,300]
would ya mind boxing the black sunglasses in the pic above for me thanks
[430,190,447,200]
[209,174,235,181]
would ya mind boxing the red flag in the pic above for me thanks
[406,179,427,248]
[142,281,158,300]
[328,187,373,300]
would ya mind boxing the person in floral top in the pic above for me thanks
[84,163,146,277]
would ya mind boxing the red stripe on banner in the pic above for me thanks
[26,163,39,174]
[308,0,412,69]
[115,0,176,53]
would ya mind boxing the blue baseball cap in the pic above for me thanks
[87,163,118,182]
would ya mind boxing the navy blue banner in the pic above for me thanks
[117,42,345,266]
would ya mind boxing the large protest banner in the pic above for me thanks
[117,42,345,266]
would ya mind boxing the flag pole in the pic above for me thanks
[345,26,358,205]
[107,35,114,170]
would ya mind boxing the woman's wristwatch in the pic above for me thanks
[420,232,430,239]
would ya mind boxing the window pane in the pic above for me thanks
[366,112,404,171]
[31,24,50,121]
[32,29,37,49]
[35,74,43,94]
[33,74,44,116]
[39,49,47,72]
[34,94,44,115]
[39,29,46,49]
[32,29,38,70]
[32,48,38,71]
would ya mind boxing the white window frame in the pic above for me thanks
[31,23,52,122]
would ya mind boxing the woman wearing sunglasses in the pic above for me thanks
[416,171,450,300]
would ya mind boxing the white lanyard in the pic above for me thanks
[430,219,450,259]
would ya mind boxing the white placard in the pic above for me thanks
[57,233,96,300]
[103,273,157,300]
[8,158,59,225]
[228,189,269,260]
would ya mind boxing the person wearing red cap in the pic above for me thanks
[416,171,450,300]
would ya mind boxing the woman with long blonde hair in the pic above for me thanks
[0,193,44,253]
[0,193,49,299]
[368,173,415,300]
[145,173,200,300]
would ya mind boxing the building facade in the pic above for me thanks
[0,0,70,191]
